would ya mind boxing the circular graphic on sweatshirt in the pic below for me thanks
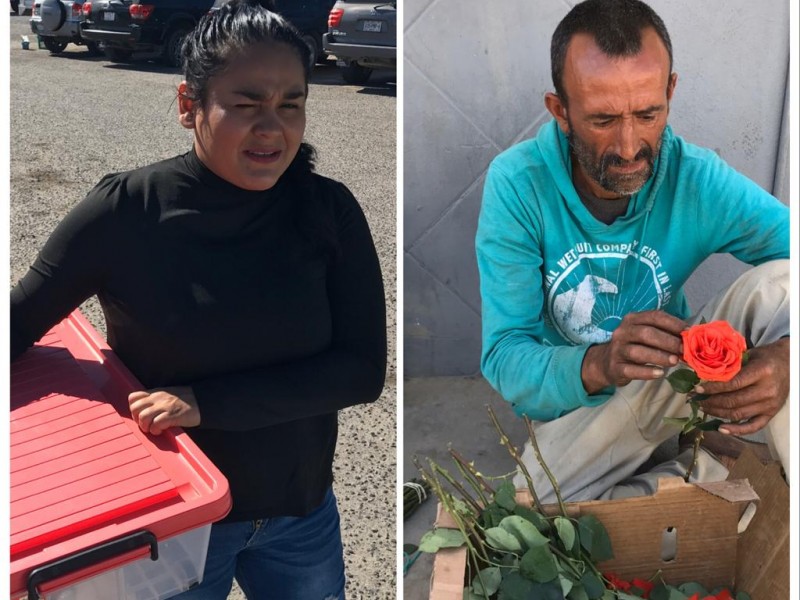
[546,251,665,345]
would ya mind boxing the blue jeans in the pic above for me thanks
[172,488,346,599]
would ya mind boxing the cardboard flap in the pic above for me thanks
[729,449,788,599]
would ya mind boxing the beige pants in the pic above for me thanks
[515,260,790,503]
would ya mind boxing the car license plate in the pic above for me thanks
[103,11,115,20]
[363,20,382,32]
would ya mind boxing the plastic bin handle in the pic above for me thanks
[26,530,159,600]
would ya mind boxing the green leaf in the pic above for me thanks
[500,515,550,550]
[579,572,605,599]
[651,585,690,600]
[472,567,502,597]
[736,593,752,600]
[577,515,614,562]
[699,317,707,325]
[600,591,615,600]
[741,351,750,366]
[667,368,700,393]
[559,574,574,597]
[519,545,559,583]
[485,527,523,553]
[495,481,518,511]
[481,505,510,529]
[554,516,577,552]
[696,418,726,431]
[568,584,590,600]
[663,417,692,429]
[463,589,485,600]
[690,393,710,402]
[418,528,467,553]
[528,581,566,600]
[618,593,654,600]
[513,504,551,533]
[498,572,535,600]
[403,543,418,554]
[500,553,519,569]
[678,582,708,595]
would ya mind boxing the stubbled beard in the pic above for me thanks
[568,129,661,197]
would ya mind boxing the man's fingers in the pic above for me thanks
[718,415,770,436]
[626,310,689,335]
[614,362,667,384]
[622,343,680,369]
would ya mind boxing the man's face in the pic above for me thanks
[549,27,676,199]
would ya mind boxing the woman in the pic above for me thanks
[10,1,386,597]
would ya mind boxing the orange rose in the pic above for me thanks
[680,321,747,382]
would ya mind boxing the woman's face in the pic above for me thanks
[180,42,307,191]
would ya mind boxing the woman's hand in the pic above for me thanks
[128,386,201,435]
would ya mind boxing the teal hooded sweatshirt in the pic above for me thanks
[476,120,789,421]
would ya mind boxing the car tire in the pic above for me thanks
[105,47,133,62]
[85,40,103,56]
[340,62,372,85]
[39,0,67,31]
[10,0,19,12]
[161,25,190,68]
[300,33,319,72]
[43,37,68,53]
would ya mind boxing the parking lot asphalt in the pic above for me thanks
[10,15,397,599]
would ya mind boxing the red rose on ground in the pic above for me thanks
[681,320,747,382]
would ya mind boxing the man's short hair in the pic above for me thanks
[551,0,673,105]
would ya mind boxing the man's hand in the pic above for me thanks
[582,310,687,394]
[695,337,789,435]
[128,386,201,435]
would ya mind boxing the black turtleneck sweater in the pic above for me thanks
[10,150,387,520]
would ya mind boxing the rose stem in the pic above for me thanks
[683,408,708,482]
[486,405,546,514]
[524,416,569,518]
[416,457,491,567]
[449,448,494,506]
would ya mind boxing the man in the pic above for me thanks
[476,0,789,502]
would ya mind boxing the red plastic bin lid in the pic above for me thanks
[10,311,232,598]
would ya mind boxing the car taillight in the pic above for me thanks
[72,2,82,16]
[328,8,343,28]
[129,3,154,20]
[82,1,91,15]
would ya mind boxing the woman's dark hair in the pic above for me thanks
[551,0,673,105]
[182,0,339,261]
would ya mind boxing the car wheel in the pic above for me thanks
[10,0,19,12]
[105,47,133,62]
[39,0,67,31]
[42,37,68,53]
[340,62,372,85]
[85,41,103,56]
[161,25,190,68]
[300,33,319,72]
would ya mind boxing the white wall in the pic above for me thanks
[403,0,789,376]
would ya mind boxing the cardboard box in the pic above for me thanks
[429,449,787,599]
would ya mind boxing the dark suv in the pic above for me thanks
[323,1,396,84]
[210,0,335,70]
[79,0,213,66]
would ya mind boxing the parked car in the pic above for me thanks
[30,0,102,54]
[79,0,213,66]
[15,0,35,14]
[210,0,335,71]
[323,0,395,85]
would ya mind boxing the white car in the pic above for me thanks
[29,0,101,54]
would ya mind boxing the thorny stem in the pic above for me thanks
[416,458,491,570]
[430,462,485,516]
[524,417,569,517]
[486,405,546,514]
[684,409,708,482]
[449,448,495,504]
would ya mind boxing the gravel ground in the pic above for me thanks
[10,17,397,599]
